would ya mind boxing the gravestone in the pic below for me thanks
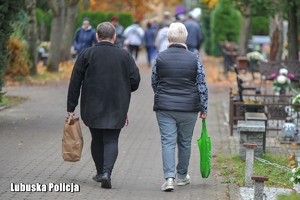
[238,121,265,160]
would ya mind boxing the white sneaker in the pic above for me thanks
[161,178,174,191]
[177,174,190,186]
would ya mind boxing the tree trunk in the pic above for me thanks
[287,1,298,60]
[47,0,65,72]
[83,0,89,10]
[25,0,38,75]
[269,13,283,61]
[60,0,79,62]
[238,6,252,56]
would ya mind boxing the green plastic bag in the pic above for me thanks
[197,119,211,178]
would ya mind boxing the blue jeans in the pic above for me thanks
[155,111,198,179]
[146,46,156,64]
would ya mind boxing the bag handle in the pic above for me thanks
[67,114,74,125]
[202,119,207,136]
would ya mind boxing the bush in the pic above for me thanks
[210,0,242,56]
[5,37,29,77]
[10,9,28,40]
[117,12,134,29]
[200,3,213,55]
[0,1,23,101]
[74,10,106,33]
[36,8,53,41]
[74,11,134,35]
[251,16,269,36]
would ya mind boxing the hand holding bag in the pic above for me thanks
[62,115,83,162]
[197,119,211,178]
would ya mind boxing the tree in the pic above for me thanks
[234,0,299,60]
[287,0,298,60]
[238,5,252,55]
[60,0,79,62]
[25,0,38,75]
[210,0,242,56]
[83,0,89,10]
[269,13,283,61]
[0,1,23,101]
[47,0,65,72]
[89,0,181,20]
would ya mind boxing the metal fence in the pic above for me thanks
[229,90,300,136]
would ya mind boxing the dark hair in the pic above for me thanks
[96,22,116,40]
[147,21,152,29]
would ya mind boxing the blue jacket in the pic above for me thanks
[184,19,204,49]
[74,26,98,54]
[144,27,156,48]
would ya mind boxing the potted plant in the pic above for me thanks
[290,166,300,193]
[292,94,300,112]
[270,68,294,95]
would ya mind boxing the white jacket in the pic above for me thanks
[123,24,144,46]
[155,27,169,52]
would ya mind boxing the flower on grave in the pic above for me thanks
[280,68,288,76]
[290,167,300,184]
[292,94,300,112]
[272,68,293,92]
[246,51,266,62]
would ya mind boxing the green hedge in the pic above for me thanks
[210,0,242,56]
[74,11,134,34]
[36,8,52,41]
[251,16,269,36]
[200,3,213,55]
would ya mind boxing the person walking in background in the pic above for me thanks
[67,22,140,189]
[73,18,98,55]
[110,16,124,48]
[144,21,157,67]
[151,22,208,192]
[123,21,144,61]
[155,23,170,53]
[155,11,172,38]
[184,13,204,53]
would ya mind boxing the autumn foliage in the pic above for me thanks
[5,37,29,77]
[89,0,182,20]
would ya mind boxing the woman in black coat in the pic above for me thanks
[67,22,140,189]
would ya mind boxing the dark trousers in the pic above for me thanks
[89,128,121,175]
[128,45,140,60]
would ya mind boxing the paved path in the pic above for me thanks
[0,54,235,199]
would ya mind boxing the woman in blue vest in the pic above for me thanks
[74,18,98,55]
[151,22,208,192]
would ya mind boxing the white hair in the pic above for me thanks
[167,22,188,43]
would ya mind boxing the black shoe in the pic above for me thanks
[92,174,103,182]
[101,173,112,189]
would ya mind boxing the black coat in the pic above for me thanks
[67,42,140,129]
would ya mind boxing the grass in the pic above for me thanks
[277,194,300,199]
[215,153,293,188]
[0,95,26,107]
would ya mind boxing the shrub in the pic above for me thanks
[251,16,269,36]
[200,3,213,55]
[5,37,29,77]
[210,0,242,56]
[74,11,134,35]
[74,10,106,33]
[0,1,23,101]
[117,12,134,29]
[36,8,53,41]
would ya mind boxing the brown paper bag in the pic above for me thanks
[62,116,83,162]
